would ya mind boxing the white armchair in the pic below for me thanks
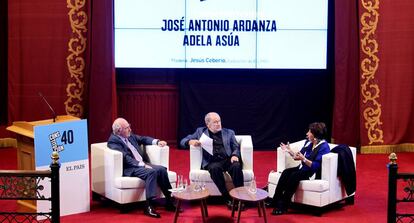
[267,140,356,213]
[91,142,177,208]
[189,135,254,196]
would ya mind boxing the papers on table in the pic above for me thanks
[199,133,213,155]
[168,188,185,193]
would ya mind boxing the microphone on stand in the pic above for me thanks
[38,92,57,122]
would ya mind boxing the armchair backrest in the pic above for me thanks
[190,135,253,170]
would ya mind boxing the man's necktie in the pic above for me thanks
[125,138,144,165]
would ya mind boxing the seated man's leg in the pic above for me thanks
[130,167,160,218]
[130,167,158,200]
[228,161,244,187]
[149,164,172,196]
[205,160,229,198]
[145,164,180,212]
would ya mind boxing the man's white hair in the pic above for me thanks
[205,112,220,124]
[112,118,124,135]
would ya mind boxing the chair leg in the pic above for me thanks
[345,196,355,205]
[119,203,133,213]
[91,192,101,201]
[312,207,323,217]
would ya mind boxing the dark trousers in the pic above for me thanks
[272,166,312,209]
[204,159,244,199]
[129,164,172,202]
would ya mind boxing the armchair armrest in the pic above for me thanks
[236,135,253,171]
[146,145,170,170]
[104,148,124,182]
[190,145,202,171]
[321,153,338,182]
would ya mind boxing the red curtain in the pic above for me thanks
[88,0,118,143]
[332,0,361,147]
[7,0,117,144]
[8,1,77,122]
[358,0,414,153]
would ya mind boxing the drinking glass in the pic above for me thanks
[193,175,201,192]
[201,180,206,191]
[248,177,257,194]
[183,179,188,191]
[177,175,183,192]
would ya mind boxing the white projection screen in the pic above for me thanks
[114,0,328,69]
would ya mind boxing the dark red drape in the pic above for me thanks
[7,0,117,145]
[331,0,360,147]
[8,1,75,122]
[88,0,118,144]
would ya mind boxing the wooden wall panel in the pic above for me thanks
[117,85,178,146]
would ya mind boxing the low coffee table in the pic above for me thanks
[171,188,209,223]
[229,186,268,223]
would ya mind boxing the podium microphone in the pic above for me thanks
[38,92,57,122]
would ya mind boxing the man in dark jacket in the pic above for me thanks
[107,117,175,218]
[180,112,244,209]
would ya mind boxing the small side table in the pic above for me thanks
[229,186,268,223]
[171,188,209,223]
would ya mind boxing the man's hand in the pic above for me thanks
[188,139,201,147]
[157,140,167,147]
[231,156,239,163]
[144,164,153,169]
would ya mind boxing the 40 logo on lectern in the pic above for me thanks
[48,130,74,153]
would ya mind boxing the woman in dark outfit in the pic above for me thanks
[271,122,330,215]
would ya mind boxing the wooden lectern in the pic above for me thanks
[6,115,79,211]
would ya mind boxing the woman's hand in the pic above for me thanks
[280,142,295,157]
[294,152,311,166]
[294,151,305,161]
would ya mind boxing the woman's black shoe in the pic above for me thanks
[271,208,286,215]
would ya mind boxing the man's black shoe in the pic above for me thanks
[144,205,161,218]
[271,207,287,215]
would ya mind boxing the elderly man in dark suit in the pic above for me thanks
[107,117,176,218]
[180,112,244,208]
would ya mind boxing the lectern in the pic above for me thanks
[6,115,79,211]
